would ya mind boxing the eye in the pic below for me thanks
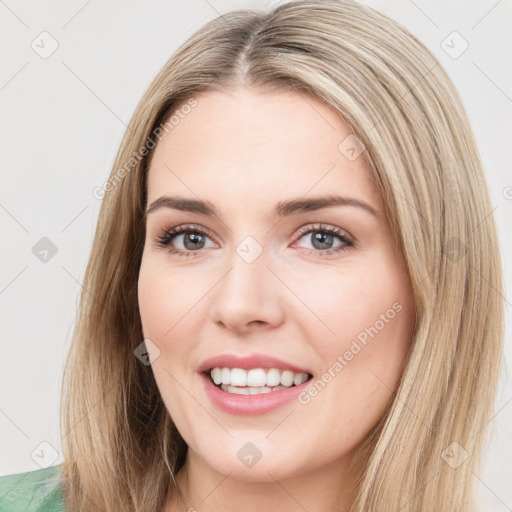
[153,224,216,257]
[291,223,354,256]
[153,222,355,258]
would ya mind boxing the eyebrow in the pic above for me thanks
[145,194,379,218]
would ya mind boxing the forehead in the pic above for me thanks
[146,88,383,213]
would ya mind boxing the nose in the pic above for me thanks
[209,250,286,334]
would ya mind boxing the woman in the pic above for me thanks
[0,1,504,511]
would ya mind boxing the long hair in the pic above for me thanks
[60,1,505,510]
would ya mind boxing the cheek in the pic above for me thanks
[137,256,209,405]
[137,256,206,426]
[291,258,412,353]
[294,256,414,429]
[138,256,209,342]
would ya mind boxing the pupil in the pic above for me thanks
[184,233,204,250]
[312,232,333,250]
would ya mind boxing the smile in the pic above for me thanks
[209,367,311,395]
[197,353,314,415]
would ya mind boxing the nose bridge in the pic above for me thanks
[209,238,284,331]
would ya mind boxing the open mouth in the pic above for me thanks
[205,367,314,395]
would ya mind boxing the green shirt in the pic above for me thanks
[0,464,66,512]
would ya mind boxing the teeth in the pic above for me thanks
[211,367,222,385]
[221,368,230,385]
[293,372,307,386]
[266,368,281,387]
[221,384,289,395]
[209,367,309,389]
[230,368,247,387]
[247,368,266,387]
[281,370,294,387]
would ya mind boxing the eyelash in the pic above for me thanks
[153,223,355,258]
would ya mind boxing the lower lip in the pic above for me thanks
[199,372,312,416]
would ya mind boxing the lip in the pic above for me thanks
[199,372,313,416]
[197,353,312,374]
[197,353,313,416]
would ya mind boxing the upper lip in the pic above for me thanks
[198,353,312,375]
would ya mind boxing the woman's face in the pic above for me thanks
[138,88,416,482]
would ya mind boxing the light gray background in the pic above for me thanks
[1,1,510,510]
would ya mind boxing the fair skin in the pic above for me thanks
[137,87,416,512]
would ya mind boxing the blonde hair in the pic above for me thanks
[60,1,505,510]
